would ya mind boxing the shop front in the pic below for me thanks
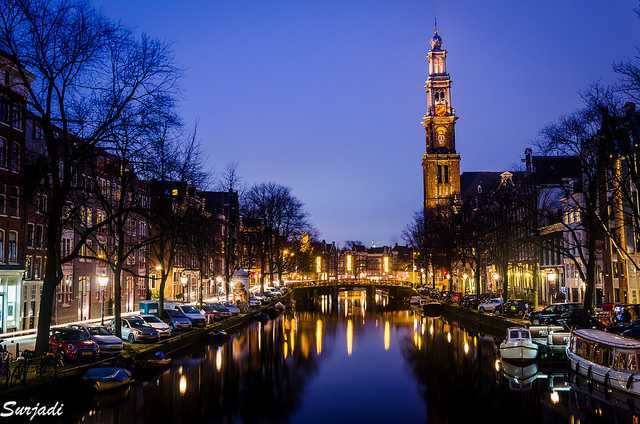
[0,267,24,334]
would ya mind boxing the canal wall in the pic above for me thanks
[441,304,528,337]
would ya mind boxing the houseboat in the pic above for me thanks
[567,329,640,396]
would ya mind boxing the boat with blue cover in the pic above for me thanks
[82,367,133,392]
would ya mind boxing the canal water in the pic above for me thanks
[31,290,639,423]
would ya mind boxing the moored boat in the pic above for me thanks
[135,351,172,370]
[567,329,640,396]
[499,327,538,362]
[82,367,132,392]
[423,302,443,317]
[208,329,230,343]
[529,325,570,358]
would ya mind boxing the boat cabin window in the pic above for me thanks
[573,336,640,371]
[509,330,530,339]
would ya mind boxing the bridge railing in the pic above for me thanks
[287,279,413,288]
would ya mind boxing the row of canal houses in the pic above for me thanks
[0,53,239,334]
[458,133,640,308]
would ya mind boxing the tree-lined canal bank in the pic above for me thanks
[13,290,638,423]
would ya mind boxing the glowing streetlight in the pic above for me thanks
[180,274,189,302]
[97,275,109,325]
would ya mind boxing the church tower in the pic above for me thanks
[422,26,461,209]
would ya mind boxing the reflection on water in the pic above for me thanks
[31,288,640,423]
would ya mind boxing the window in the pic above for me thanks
[32,121,42,140]
[62,236,72,258]
[26,223,34,248]
[437,165,443,184]
[36,193,47,214]
[0,97,7,124]
[8,140,19,172]
[10,103,22,130]
[7,186,19,217]
[0,137,6,168]
[8,231,17,262]
[57,274,73,305]
[34,225,43,249]
[444,165,449,183]
[0,229,4,261]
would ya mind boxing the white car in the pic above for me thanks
[478,298,503,313]
[141,314,172,337]
[113,316,160,343]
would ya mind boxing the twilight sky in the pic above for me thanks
[94,0,640,246]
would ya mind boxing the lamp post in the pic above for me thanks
[97,275,109,325]
[547,270,558,303]
[180,274,189,302]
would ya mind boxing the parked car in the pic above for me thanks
[49,328,99,361]
[162,309,193,331]
[248,297,261,307]
[253,295,267,305]
[222,302,241,316]
[529,303,583,325]
[174,304,207,327]
[114,316,160,343]
[201,303,231,322]
[478,298,503,313]
[81,325,123,355]
[140,314,172,337]
[495,300,530,318]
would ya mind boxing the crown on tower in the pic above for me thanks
[430,18,443,51]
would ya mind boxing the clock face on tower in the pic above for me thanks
[436,127,447,147]
[435,103,447,117]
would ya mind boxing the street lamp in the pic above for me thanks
[215,276,224,299]
[97,275,109,325]
[180,274,189,302]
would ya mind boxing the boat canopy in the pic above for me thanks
[574,329,640,349]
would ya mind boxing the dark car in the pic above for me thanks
[620,320,640,338]
[529,303,583,325]
[202,303,231,322]
[49,328,99,361]
[496,299,530,318]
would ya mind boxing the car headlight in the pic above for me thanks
[66,344,77,352]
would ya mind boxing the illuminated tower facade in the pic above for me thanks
[422,28,461,208]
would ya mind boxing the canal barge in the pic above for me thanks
[567,329,640,396]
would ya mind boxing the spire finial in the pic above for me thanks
[434,17,438,34]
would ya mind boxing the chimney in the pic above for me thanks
[524,148,533,173]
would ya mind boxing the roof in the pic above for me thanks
[460,172,502,199]
[531,156,581,185]
[574,329,640,349]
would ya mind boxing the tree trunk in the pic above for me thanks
[501,262,509,302]
[158,273,168,319]
[113,266,122,338]
[34,198,63,355]
[35,263,60,354]
[474,259,481,299]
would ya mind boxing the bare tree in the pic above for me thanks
[217,163,242,298]
[0,0,180,353]
[243,183,311,291]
